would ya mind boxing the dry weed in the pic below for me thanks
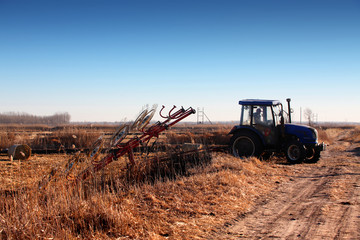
[0,123,292,239]
[317,128,333,145]
[341,126,360,143]
[0,151,286,239]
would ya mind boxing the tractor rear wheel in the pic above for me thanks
[285,139,305,164]
[230,132,263,158]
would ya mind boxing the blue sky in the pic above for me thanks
[0,0,359,123]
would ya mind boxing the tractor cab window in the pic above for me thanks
[240,105,251,126]
[253,106,274,127]
[263,106,274,126]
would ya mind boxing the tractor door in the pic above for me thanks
[252,105,279,147]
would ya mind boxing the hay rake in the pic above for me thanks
[40,105,196,187]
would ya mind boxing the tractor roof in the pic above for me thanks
[239,99,281,106]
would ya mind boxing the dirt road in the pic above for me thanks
[216,129,360,239]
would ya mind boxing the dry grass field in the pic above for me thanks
[0,124,359,239]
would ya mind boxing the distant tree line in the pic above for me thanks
[0,112,71,125]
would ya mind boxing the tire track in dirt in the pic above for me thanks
[215,133,360,239]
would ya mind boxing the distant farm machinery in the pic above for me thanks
[40,105,211,188]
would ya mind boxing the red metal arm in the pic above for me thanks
[74,106,195,183]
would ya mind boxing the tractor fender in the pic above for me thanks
[229,126,266,146]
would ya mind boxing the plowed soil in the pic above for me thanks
[215,128,360,239]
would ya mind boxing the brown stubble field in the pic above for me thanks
[0,124,359,239]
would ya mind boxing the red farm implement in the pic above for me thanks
[39,105,197,188]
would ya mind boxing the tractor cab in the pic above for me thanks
[238,99,285,148]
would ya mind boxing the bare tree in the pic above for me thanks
[0,112,71,125]
[304,108,313,126]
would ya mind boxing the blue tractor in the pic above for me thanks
[229,98,326,163]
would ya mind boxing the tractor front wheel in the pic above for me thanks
[305,147,321,163]
[285,140,305,164]
[230,132,263,158]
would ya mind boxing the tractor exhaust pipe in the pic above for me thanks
[286,98,291,123]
